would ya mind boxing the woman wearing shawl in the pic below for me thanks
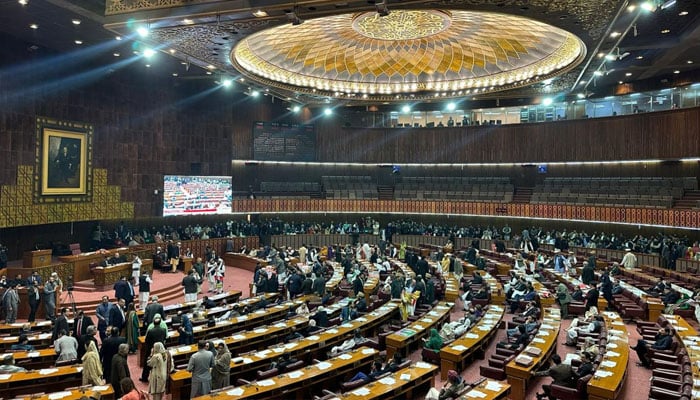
[177,313,194,345]
[425,369,464,400]
[212,341,232,389]
[125,303,140,353]
[423,328,443,351]
[147,313,169,332]
[148,341,174,400]
[81,340,103,385]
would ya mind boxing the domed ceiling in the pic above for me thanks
[231,10,586,101]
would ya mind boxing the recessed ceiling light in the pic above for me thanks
[182,18,194,25]
[115,36,122,41]
[687,60,694,64]
[636,55,644,60]
[71,19,81,25]
[172,73,178,77]
[145,64,151,68]
[679,11,688,16]
[74,40,83,45]
[239,78,245,82]
[252,10,268,18]
[627,5,636,12]
[597,52,605,58]
[113,52,120,57]
[18,0,28,5]
[168,49,176,54]
[206,65,215,70]
[661,29,670,34]
[674,70,680,74]
[206,71,212,75]
[180,61,187,65]
[625,72,633,76]
[610,31,621,38]
[29,23,38,29]
[618,81,623,84]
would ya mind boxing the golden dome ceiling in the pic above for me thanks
[231,10,586,101]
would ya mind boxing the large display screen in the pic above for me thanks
[253,121,315,161]
[163,175,232,216]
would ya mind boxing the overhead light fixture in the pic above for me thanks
[446,102,456,111]
[687,60,694,64]
[292,105,301,113]
[625,72,633,76]
[618,81,624,84]
[636,55,644,60]
[401,105,410,113]
[679,11,688,16]
[168,49,176,54]
[641,1,656,11]
[661,29,670,34]
[660,0,676,10]
[115,36,122,41]
[577,93,585,99]
[605,53,616,61]
[222,79,232,88]
[29,23,38,29]
[251,90,260,97]
[627,5,636,12]
[18,0,28,5]
[136,26,149,38]
[113,52,120,57]
[324,108,333,116]
[376,1,390,17]
[618,52,630,60]
[252,10,268,18]
[594,70,604,76]
[206,64,216,70]
[674,70,680,74]
[71,19,81,25]
[74,40,83,45]
[182,18,194,25]
[206,71,212,75]
[145,64,151,68]
[610,31,621,38]
[143,48,155,58]
[172,73,178,77]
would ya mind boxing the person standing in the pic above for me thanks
[109,299,126,335]
[143,295,164,335]
[125,303,140,354]
[147,342,173,400]
[139,272,152,311]
[556,283,572,319]
[100,327,126,381]
[131,255,142,283]
[182,270,199,303]
[110,344,131,399]
[73,309,94,339]
[26,281,41,323]
[54,329,79,362]
[81,341,103,386]
[188,340,215,398]
[534,354,574,400]
[52,307,70,342]
[214,256,225,294]
[206,256,218,292]
[212,342,231,390]
[621,248,638,270]
[43,275,57,321]
[141,314,167,382]
[95,296,112,341]
[2,284,20,323]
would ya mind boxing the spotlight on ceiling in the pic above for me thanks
[136,26,150,38]
[72,19,81,25]
[251,90,260,97]
[446,102,456,111]
[143,48,156,58]
[222,79,232,88]
[660,0,676,10]
[18,0,28,5]
[542,98,553,106]
[577,93,586,99]
[292,105,301,113]
[401,105,411,113]
[324,108,333,116]
[376,1,390,17]
[641,1,656,11]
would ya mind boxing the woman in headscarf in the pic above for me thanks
[423,328,443,351]
[147,342,173,400]
[177,313,194,345]
[125,303,140,354]
[147,313,169,332]
[212,341,232,390]
[81,340,103,386]
[424,369,464,400]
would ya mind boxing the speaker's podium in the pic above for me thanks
[23,249,52,269]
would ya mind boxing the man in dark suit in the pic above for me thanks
[113,276,128,303]
[100,326,126,380]
[52,307,70,342]
[352,272,365,297]
[143,295,164,334]
[124,277,136,306]
[311,306,329,328]
[633,327,673,368]
[584,286,599,311]
[108,299,126,334]
[534,354,574,400]
[77,325,98,360]
[312,274,326,297]
[72,309,94,339]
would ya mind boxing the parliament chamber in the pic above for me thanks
[1,0,700,399]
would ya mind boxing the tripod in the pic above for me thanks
[65,289,77,314]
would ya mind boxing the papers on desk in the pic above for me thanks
[601,360,617,368]
[532,337,546,344]
[362,348,376,355]
[693,390,700,399]
[255,310,267,314]
[288,370,304,379]
[465,333,479,339]
[594,370,614,378]
[477,326,491,331]
[356,317,368,322]
[540,324,555,330]
[177,346,192,353]
[232,334,246,340]
[39,368,59,375]
[677,326,688,331]
[306,335,320,341]
[543,318,555,323]
[48,391,72,399]
[537,330,550,337]
[378,377,396,385]
[192,326,204,332]
[253,328,268,334]
[273,322,288,328]
[341,323,354,328]
[428,311,439,317]
[485,381,504,392]
[10,323,23,327]
[563,353,580,365]
[37,320,52,326]
[166,331,176,338]
[0,374,10,380]
[257,379,275,387]
[76,367,83,372]
[284,342,298,349]
[612,321,624,326]
[338,353,353,360]
[237,316,248,321]
[415,361,432,369]
[608,329,624,336]
[326,329,339,334]
[316,361,332,370]
[352,388,371,396]
[605,351,620,358]
[227,388,245,396]
[242,357,253,364]
[606,342,618,349]
[465,389,487,398]
[93,386,109,391]
[400,373,412,381]
[257,350,271,357]
[26,351,40,358]
[2,336,17,341]
[452,345,468,352]
[421,318,434,323]
[272,347,284,353]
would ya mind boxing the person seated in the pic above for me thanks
[497,324,531,350]
[348,359,385,383]
[473,287,489,300]
[424,369,464,400]
[355,292,368,313]
[507,316,539,339]
[385,352,404,373]
[423,328,444,352]
[270,352,298,372]
[662,288,681,306]
[0,354,27,373]
[632,327,673,368]
[566,315,603,346]
[580,336,599,357]
[516,301,540,320]
[295,301,310,317]
[329,329,365,356]
[571,287,584,302]
[10,335,35,351]
[109,252,126,265]
[201,296,217,309]
[470,271,483,285]
[648,278,667,297]
[311,306,329,328]
[533,354,574,400]
[575,351,595,378]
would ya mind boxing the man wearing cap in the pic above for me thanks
[621,248,637,270]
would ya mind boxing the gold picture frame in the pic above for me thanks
[35,117,93,202]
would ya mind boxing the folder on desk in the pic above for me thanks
[524,346,543,356]
[515,354,534,366]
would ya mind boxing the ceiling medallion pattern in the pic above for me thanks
[352,10,452,40]
[232,10,585,100]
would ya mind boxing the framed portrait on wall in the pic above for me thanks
[35,117,93,202]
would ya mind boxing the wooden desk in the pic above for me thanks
[505,309,561,400]
[169,302,400,400]
[0,365,83,398]
[23,249,53,268]
[12,385,115,400]
[93,259,153,289]
[659,314,700,397]
[385,301,454,359]
[440,305,505,381]
[458,379,511,400]
[340,363,437,400]
[587,311,629,400]
[0,320,54,336]
[222,253,267,272]
[0,331,54,351]
[4,347,59,370]
[444,273,460,302]
[192,346,378,400]
[58,247,130,282]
